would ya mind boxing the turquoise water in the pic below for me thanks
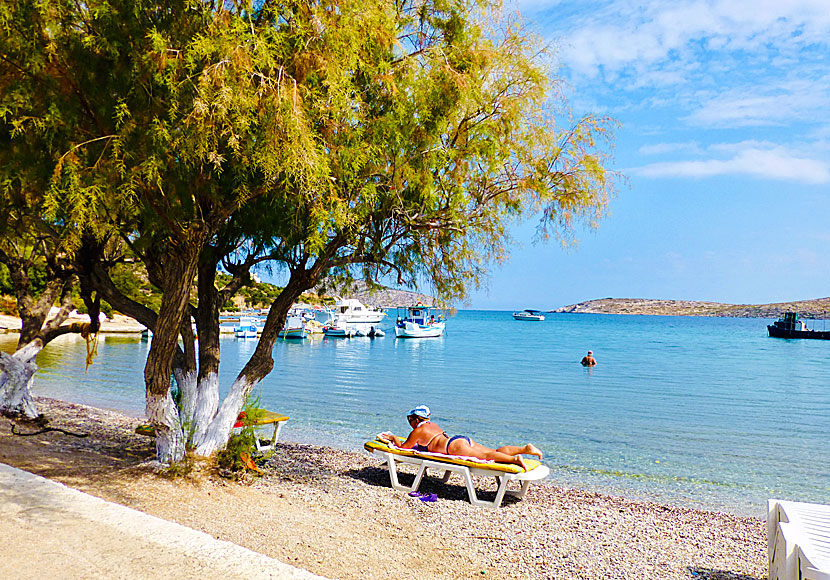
[8,311,829,517]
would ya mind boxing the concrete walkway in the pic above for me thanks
[0,463,330,579]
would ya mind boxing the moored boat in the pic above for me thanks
[329,298,386,324]
[354,325,386,338]
[278,313,307,339]
[394,305,445,338]
[234,316,261,339]
[767,312,830,339]
[512,309,545,321]
[323,322,355,338]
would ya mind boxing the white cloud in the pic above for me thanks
[638,141,702,155]
[548,0,830,80]
[632,144,830,183]
[687,81,830,127]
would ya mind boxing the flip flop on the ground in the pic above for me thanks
[407,491,438,502]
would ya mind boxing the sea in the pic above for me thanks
[4,310,829,518]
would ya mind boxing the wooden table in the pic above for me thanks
[137,410,289,453]
[233,410,290,453]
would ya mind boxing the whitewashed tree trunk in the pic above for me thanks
[190,371,220,446]
[193,375,254,457]
[173,367,198,437]
[146,391,186,464]
[0,341,44,418]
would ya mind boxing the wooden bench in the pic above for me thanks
[768,499,830,580]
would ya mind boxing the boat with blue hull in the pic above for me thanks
[767,312,830,339]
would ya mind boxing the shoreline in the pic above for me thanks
[0,397,767,580]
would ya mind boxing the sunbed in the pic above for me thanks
[363,438,550,509]
[768,498,830,580]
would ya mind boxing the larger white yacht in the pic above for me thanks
[331,298,387,324]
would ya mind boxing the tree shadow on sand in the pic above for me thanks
[686,566,764,580]
[345,464,524,506]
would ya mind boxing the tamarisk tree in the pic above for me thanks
[3,0,617,462]
[0,1,114,417]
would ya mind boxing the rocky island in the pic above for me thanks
[553,297,830,319]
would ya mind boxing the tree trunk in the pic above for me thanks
[0,340,43,418]
[146,390,185,462]
[173,366,198,438]
[193,373,253,456]
[143,230,205,463]
[192,270,316,456]
[188,250,224,447]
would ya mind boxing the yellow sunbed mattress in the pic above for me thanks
[364,438,541,474]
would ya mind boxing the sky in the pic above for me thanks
[463,0,830,310]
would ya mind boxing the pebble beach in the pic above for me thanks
[0,398,767,580]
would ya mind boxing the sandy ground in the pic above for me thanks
[0,313,145,333]
[0,398,767,580]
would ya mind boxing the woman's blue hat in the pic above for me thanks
[408,405,430,418]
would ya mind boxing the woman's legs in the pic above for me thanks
[496,444,543,459]
[448,439,541,469]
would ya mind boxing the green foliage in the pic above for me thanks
[5,0,617,310]
[215,398,267,479]
[215,272,283,309]
[109,262,162,313]
[220,0,620,304]
[0,264,12,295]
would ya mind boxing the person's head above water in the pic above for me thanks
[587,351,593,355]
[407,405,430,420]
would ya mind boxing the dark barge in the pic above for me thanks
[767,312,830,339]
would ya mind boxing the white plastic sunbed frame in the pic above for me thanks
[365,446,550,509]
[768,499,830,580]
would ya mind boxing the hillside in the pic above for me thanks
[552,297,830,319]
[319,280,436,309]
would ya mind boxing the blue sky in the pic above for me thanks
[465,0,830,310]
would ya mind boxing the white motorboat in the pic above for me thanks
[330,298,387,324]
[394,305,445,338]
[234,316,261,338]
[512,309,545,321]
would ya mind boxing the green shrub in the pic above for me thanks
[215,400,266,479]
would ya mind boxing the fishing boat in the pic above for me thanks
[323,321,355,338]
[767,312,830,339]
[394,305,445,338]
[278,312,307,339]
[512,309,545,321]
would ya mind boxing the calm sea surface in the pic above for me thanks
[5,311,829,517]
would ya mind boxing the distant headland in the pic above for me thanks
[552,297,830,319]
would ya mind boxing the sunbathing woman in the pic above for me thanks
[381,405,543,470]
